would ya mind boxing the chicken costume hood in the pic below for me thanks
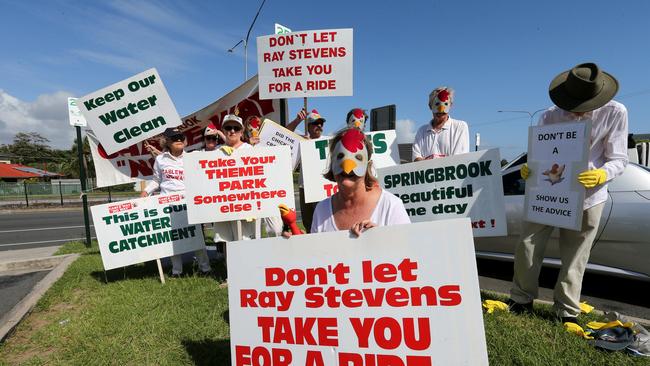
[332,129,369,177]
[347,108,368,130]
[430,88,453,114]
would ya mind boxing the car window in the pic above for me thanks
[503,169,525,195]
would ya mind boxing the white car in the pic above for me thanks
[474,153,650,282]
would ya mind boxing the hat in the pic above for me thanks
[222,114,243,127]
[204,122,219,136]
[306,109,326,125]
[163,127,184,139]
[549,63,619,113]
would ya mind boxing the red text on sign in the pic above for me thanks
[350,317,430,350]
[257,316,338,346]
[338,353,432,366]
[235,345,291,366]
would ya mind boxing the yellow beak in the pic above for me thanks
[278,204,290,216]
[354,121,361,128]
[341,159,357,174]
[437,105,446,113]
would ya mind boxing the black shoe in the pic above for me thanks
[506,298,533,314]
[197,270,213,278]
[561,316,578,324]
[169,273,183,279]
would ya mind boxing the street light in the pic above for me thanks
[497,109,547,125]
[227,0,267,80]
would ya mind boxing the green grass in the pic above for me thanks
[1,242,648,365]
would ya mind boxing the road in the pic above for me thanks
[0,209,96,251]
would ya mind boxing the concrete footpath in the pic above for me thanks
[0,246,79,342]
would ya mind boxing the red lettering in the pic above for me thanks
[439,285,462,306]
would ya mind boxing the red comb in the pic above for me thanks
[341,129,365,153]
[438,90,450,102]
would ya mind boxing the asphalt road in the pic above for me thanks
[0,270,49,319]
[0,209,96,251]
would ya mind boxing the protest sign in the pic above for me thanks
[184,146,294,224]
[91,193,205,271]
[257,28,353,99]
[300,131,399,203]
[77,68,182,155]
[87,76,284,188]
[524,121,591,230]
[258,118,306,169]
[67,97,87,127]
[227,218,488,365]
[378,149,506,237]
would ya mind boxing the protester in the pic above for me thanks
[210,115,256,242]
[141,127,212,278]
[240,115,283,237]
[286,108,326,139]
[285,128,410,237]
[508,63,629,324]
[346,108,368,130]
[287,109,328,232]
[412,87,469,161]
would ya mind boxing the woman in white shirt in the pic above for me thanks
[141,128,212,277]
[290,128,410,236]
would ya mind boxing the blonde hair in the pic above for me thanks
[428,86,454,110]
[323,128,378,191]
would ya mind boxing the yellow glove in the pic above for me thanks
[578,168,607,188]
[520,163,530,180]
[579,301,594,314]
[586,320,635,330]
[220,145,234,156]
[482,300,509,314]
[564,322,594,339]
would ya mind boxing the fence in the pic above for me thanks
[0,181,139,207]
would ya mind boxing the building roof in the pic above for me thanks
[0,163,62,179]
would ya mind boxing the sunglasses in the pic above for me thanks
[223,125,242,132]
[309,121,324,128]
[204,135,218,141]
[168,135,185,142]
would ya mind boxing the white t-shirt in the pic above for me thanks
[412,117,469,160]
[311,189,411,233]
[538,101,628,209]
[145,151,185,195]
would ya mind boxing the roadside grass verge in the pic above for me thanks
[0,241,647,365]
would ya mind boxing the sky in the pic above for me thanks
[1,0,649,161]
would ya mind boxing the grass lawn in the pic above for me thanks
[0,240,648,365]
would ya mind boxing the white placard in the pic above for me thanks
[300,130,399,203]
[257,118,306,169]
[227,219,488,365]
[378,149,507,237]
[184,146,295,224]
[77,68,182,155]
[257,28,353,99]
[524,121,591,230]
[67,97,87,127]
[91,193,205,271]
[86,76,283,188]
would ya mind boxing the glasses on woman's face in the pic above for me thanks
[169,135,185,142]
[204,135,218,141]
[223,125,242,132]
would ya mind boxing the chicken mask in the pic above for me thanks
[332,129,369,177]
[347,108,367,130]
[431,89,452,114]
[246,117,262,138]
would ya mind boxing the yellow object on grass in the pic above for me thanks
[586,320,635,330]
[564,322,594,340]
[520,164,530,180]
[220,145,234,156]
[578,168,607,188]
[580,301,594,314]
[482,300,509,314]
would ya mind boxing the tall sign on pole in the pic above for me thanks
[68,98,92,248]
